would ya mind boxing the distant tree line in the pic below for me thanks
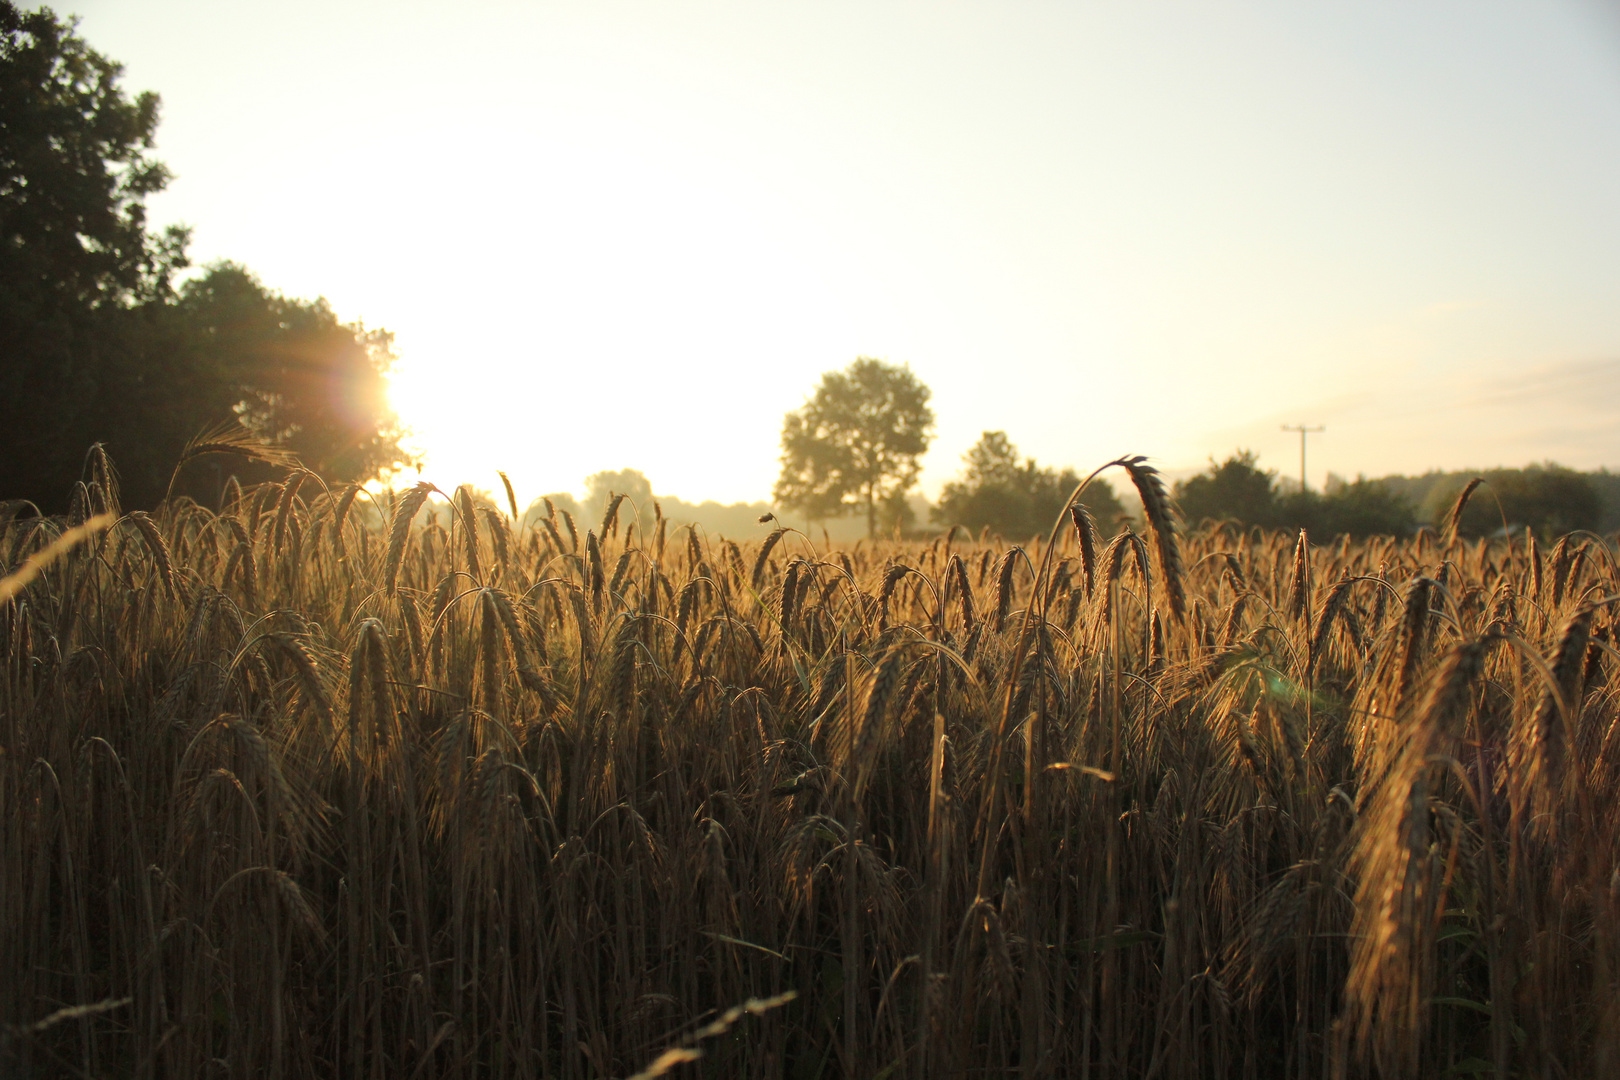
[1,3,407,510]
[931,430,1125,540]
[1175,451,1608,539]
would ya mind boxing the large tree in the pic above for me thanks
[170,263,409,489]
[1173,450,1278,528]
[0,4,407,509]
[774,357,934,537]
[933,430,1124,539]
[0,1,188,505]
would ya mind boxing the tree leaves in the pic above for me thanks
[773,357,934,536]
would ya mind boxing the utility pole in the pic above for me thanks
[1280,424,1325,493]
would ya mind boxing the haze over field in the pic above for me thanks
[72,0,1620,504]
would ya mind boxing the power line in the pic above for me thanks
[1280,424,1325,493]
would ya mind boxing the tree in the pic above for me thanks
[774,357,934,537]
[583,467,654,534]
[1278,477,1415,538]
[1433,464,1599,539]
[1174,451,1414,538]
[0,2,189,505]
[1173,450,1278,528]
[933,430,1124,539]
[170,263,409,488]
[0,5,407,509]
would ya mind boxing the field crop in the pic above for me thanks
[3,455,1619,1079]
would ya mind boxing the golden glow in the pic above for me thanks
[87,1,1620,501]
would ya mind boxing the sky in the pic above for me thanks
[69,0,1620,506]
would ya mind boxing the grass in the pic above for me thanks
[3,458,1619,1078]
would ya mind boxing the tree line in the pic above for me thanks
[764,359,1616,542]
[1,3,408,511]
[1174,450,1611,539]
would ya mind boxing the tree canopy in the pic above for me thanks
[1428,465,1600,539]
[1173,450,1416,538]
[773,357,934,537]
[171,263,407,486]
[0,4,407,509]
[583,468,655,535]
[1172,450,1278,528]
[933,430,1125,539]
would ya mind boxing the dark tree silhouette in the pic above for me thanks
[933,430,1124,539]
[1175,451,1415,538]
[774,357,934,537]
[1173,450,1278,528]
[1436,464,1599,539]
[0,5,408,509]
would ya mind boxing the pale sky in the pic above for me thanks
[71,0,1620,505]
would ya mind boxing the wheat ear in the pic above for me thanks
[384,482,435,595]
[1122,457,1186,621]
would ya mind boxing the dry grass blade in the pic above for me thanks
[626,992,797,1080]
[6,997,132,1036]
[0,513,114,603]
[166,421,301,500]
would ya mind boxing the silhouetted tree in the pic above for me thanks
[583,467,655,536]
[1437,464,1600,539]
[1173,451,1278,528]
[774,357,934,537]
[1174,451,1414,538]
[0,6,408,508]
[0,1,188,505]
[169,264,408,488]
[1276,478,1415,538]
[933,430,1124,539]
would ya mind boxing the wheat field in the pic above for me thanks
[3,454,1618,1079]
